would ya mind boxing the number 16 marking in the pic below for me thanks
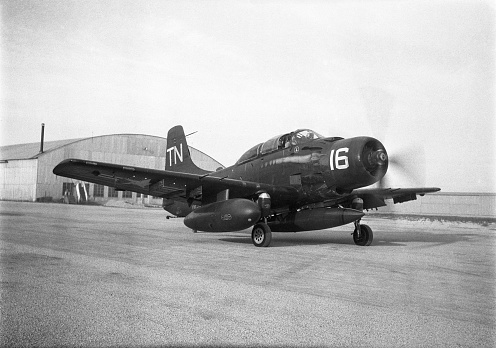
[330,147,349,170]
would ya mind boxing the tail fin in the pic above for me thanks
[166,125,208,174]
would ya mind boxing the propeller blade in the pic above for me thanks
[361,86,426,189]
[379,146,426,188]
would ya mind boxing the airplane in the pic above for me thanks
[53,125,440,247]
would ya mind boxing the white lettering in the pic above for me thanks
[174,144,183,164]
[330,147,349,170]
[166,147,174,166]
[335,147,349,169]
[166,144,184,166]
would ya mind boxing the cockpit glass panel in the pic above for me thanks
[290,129,323,145]
[236,143,262,164]
[260,135,283,154]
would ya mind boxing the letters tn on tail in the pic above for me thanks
[165,125,206,174]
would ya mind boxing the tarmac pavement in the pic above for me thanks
[0,201,494,347]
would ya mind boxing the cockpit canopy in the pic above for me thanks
[236,129,324,165]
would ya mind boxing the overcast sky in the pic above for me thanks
[1,0,494,192]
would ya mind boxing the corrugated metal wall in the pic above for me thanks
[0,160,38,201]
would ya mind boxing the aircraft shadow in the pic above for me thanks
[219,231,474,248]
[219,232,371,247]
[372,232,474,248]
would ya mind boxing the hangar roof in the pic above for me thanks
[1,134,223,172]
[0,138,84,160]
[0,134,214,161]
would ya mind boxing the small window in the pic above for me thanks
[94,184,104,197]
[62,182,75,196]
[108,187,118,198]
[123,191,133,198]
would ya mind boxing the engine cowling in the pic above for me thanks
[184,198,261,232]
[324,136,388,192]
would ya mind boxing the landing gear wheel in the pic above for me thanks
[353,224,373,246]
[251,223,272,247]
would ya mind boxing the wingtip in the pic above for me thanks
[52,158,76,176]
[419,187,441,196]
[52,162,65,176]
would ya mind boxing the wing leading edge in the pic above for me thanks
[344,187,441,210]
[53,158,299,204]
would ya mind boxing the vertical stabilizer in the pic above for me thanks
[166,125,209,174]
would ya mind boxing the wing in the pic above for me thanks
[343,187,441,210]
[53,158,299,204]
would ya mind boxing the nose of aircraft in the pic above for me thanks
[366,149,388,167]
[362,140,388,178]
[324,136,389,191]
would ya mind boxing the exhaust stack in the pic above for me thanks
[40,123,45,153]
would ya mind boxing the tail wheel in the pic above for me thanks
[251,223,272,247]
[353,224,373,246]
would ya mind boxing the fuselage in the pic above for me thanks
[209,130,388,209]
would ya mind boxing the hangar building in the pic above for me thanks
[0,134,223,204]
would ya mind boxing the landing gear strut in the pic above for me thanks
[352,220,373,246]
[251,223,272,247]
[350,197,373,246]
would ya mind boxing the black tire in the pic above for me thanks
[353,224,373,246]
[251,223,272,247]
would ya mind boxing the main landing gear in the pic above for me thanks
[251,220,373,247]
[352,220,373,246]
[251,222,272,247]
